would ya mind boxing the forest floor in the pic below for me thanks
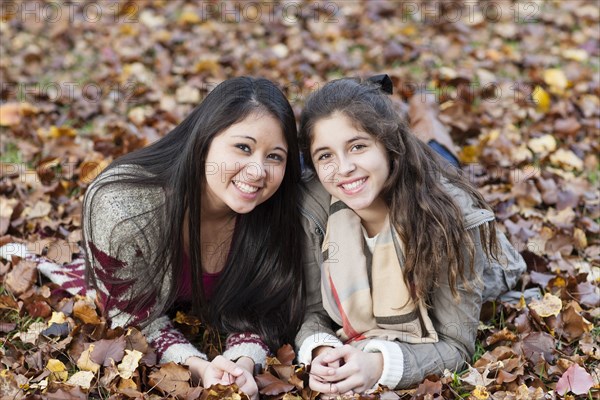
[0,0,599,399]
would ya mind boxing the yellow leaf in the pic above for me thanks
[471,385,490,399]
[459,145,480,164]
[66,370,95,389]
[179,10,201,24]
[118,349,143,379]
[527,134,556,157]
[46,359,68,381]
[563,48,589,62]
[532,86,551,113]
[50,126,77,138]
[573,228,588,249]
[529,293,562,317]
[118,377,138,390]
[543,69,568,94]
[549,148,584,171]
[77,344,101,373]
[48,311,67,326]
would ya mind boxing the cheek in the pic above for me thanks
[317,163,338,185]
[270,165,286,187]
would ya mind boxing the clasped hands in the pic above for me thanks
[186,355,259,400]
[309,345,384,397]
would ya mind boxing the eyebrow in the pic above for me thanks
[232,135,287,154]
[311,135,371,158]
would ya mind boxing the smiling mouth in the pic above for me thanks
[339,178,366,191]
[233,181,260,194]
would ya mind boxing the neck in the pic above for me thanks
[355,197,389,237]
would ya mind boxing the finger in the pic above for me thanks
[308,363,336,381]
[309,376,338,394]
[212,355,244,377]
[321,345,353,363]
[326,361,358,382]
[330,376,361,394]
[221,372,234,385]
[234,373,248,388]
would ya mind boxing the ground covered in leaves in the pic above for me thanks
[0,0,599,399]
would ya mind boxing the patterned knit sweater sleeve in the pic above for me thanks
[83,168,206,364]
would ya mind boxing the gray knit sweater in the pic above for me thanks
[83,165,269,366]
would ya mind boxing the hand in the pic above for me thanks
[222,357,258,400]
[308,346,340,396]
[308,345,383,395]
[200,355,246,388]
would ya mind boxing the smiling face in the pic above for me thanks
[311,112,390,222]
[203,112,287,216]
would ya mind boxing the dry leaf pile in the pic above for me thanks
[0,0,598,398]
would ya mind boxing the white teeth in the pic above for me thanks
[341,179,366,190]
[234,181,259,193]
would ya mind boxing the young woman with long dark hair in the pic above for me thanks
[82,77,304,398]
[295,77,525,394]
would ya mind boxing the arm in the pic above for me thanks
[295,206,342,365]
[83,177,206,365]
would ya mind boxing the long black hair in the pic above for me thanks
[84,77,304,350]
[299,78,498,302]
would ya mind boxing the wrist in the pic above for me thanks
[312,345,334,360]
[184,356,210,383]
[235,356,255,373]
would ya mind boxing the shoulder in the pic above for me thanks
[298,176,330,232]
[84,165,163,213]
[440,179,495,229]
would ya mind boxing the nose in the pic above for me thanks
[337,155,356,176]
[244,159,267,181]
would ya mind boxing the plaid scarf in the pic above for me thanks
[321,198,439,344]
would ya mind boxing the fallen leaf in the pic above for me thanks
[529,293,562,317]
[73,300,101,325]
[555,364,594,395]
[46,359,68,382]
[5,259,37,296]
[532,86,551,113]
[543,68,568,93]
[556,302,593,342]
[66,370,95,389]
[147,361,190,396]
[90,336,126,366]
[77,345,101,373]
[117,349,143,380]
[549,148,584,171]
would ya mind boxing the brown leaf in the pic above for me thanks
[72,300,101,325]
[90,336,126,366]
[276,344,295,366]
[484,328,518,347]
[256,371,294,395]
[556,302,593,342]
[414,378,442,397]
[518,332,556,364]
[148,362,191,397]
[25,300,52,319]
[0,103,23,126]
[5,259,37,296]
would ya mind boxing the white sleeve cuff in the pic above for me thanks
[298,332,343,365]
[363,339,404,389]
[223,343,268,368]
[162,343,207,364]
